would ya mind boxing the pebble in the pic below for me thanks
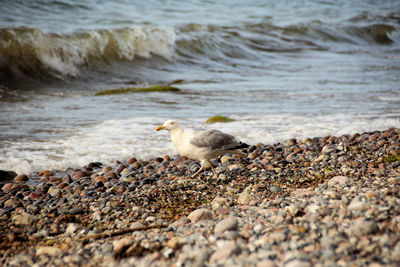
[228,164,242,171]
[270,186,281,193]
[347,218,378,237]
[257,259,277,267]
[348,196,368,210]
[0,170,17,182]
[113,237,133,254]
[2,183,13,192]
[188,208,212,223]
[69,207,84,215]
[36,246,63,256]
[327,175,350,186]
[220,155,231,164]
[12,212,38,225]
[14,174,29,182]
[284,260,312,267]
[211,197,229,210]
[209,241,239,263]
[65,223,79,236]
[0,128,398,267]
[214,216,238,234]
[238,187,251,205]
[48,186,61,197]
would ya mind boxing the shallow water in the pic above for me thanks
[0,0,399,174]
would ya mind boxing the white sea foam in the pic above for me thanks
[0,114,398,175]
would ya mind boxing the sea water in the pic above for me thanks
[0,0,399,174]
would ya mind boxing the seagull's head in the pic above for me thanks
[156,119,180,132]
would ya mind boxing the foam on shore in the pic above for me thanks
[1,114,398,175]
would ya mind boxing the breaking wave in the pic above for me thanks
[0,16,399,84]
[0,26,176,81]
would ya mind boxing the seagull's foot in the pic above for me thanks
[210,164,218,179]
[191,166,204,178]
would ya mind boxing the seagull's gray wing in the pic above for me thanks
[190,130,241,150]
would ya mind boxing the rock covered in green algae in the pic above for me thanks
[95,85,180,96]
[205,115,235,124]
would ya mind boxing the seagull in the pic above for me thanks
[156,119,249,178]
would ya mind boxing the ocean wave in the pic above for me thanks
[174,19,399,63]
[0,26,176,82]
[0,17,398,85]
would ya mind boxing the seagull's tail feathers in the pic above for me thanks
[224,141,250,151]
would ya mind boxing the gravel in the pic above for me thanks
[0,128,399,266]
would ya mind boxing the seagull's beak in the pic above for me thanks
[156,125,166,131]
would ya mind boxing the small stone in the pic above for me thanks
[102,166,113,173]
[92,211,102,221]
[269,230,286,243]
[103,172,117,180]
[65,223,79,236]
[347,218,378,237]
[337,142,344,151]
[166,237,181,249]
[238,187,251,205]
[257,259,277,267]
[270,186,281,193]
[69,207,84,215]
[314,155,325,162]
[188,208,212,223]
[128,158,137,164]
[63,255,82,264]
[253,223,263,234]
[228,164,243,171]
[365,192,378,199]
[12,212,38,225]
[116,164,126,173]
[94,176,106,184]
[211,197,229,210]
[328,176,350,186]
[4,199,14,207]
[221,155,231,164]
[87,162,102,169]
[48,186,61,197]
[36,246,62,256]
[62,174,73,184]
[2,183,13,192]
[113,237,133,254]
[321,145,333,154]
[214,216,238,234]
[14,174,29,182]
[210,241,239,263]
[29,192,41,199]
[284,260,312,267]
[0,170,17,182]
[145,216,156,223]
[248,152,258,159]
[120,168,130,177]
[133,162,142,169]
[73,171,90,179]
[194,248,209,267]
[348,197,368,210]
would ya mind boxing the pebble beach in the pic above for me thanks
[1,128,399,267]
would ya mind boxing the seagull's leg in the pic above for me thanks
[210,162,218,178]
[191,162,204,178]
